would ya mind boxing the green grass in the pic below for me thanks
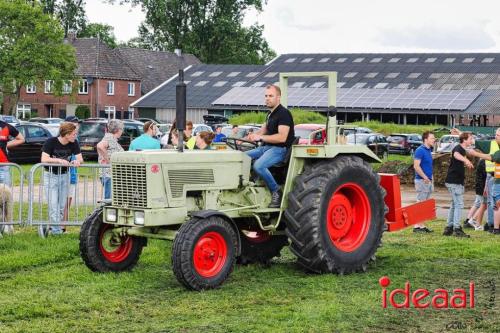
[0,220,498,333]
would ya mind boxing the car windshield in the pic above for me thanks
[346,134,369,144]
[47,119,62,124]
[295,128,318,139]
[387,135,406,143]
[79,123,106,137]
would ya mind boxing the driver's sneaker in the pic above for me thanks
[269,189,282,208]
[453,227,470,238]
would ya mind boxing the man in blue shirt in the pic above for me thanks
[129,121,161,151]
[413,131,436,233]
[213,126,226,143]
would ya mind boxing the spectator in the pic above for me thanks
[412,130,435,233]
[231,125,239,137]
[165,119,177,146]
[96,120,124,199]
[185,121,196,150]
[41,122,82,235]
[213,126,226,143]
[196,131,215,150]
[443,132,474,238]
[463,159,486,230]
[129,121,161,151]
[63,116,80,228]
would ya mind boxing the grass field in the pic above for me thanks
[0,220,498,333]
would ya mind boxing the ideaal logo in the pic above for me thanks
[379,276,475,309]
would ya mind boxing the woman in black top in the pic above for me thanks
[41,122,83,235]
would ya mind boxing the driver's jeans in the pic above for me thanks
[246,145,287,193]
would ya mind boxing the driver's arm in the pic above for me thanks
[261,125,289,144]
[255,124,267,136]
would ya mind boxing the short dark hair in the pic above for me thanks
[232,124,238,129]
[459,131,472,143]
[422,131,434,141]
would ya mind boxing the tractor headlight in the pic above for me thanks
[134,211,145,225]
[106,208,117,222]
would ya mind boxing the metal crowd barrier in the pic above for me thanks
[0,163,24,237]
[27,163,110,238]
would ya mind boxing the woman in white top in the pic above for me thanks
[96,120,124,199]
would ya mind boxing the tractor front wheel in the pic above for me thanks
[172,216,238,290]
[79,207,146,272]
[284,156,385,274]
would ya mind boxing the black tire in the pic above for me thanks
[79,207,146,272]
[237,229,289,265]
[284,156,385,274]
[172,216,238,290]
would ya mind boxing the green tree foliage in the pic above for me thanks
[108,0,276,64]
[0,0,77,113]
[78,22,117,48]
[29,0,86,36]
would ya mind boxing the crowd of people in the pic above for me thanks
[413,128,500,237]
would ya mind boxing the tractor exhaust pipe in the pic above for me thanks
[175,50,187,153]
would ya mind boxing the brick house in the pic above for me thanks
[3,36,200,120]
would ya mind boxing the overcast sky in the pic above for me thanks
[86,0,500,54]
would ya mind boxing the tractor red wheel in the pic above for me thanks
[172,216,238,290]
[80,207,146,272]
[326,183,371,252]
[284,156,385,274]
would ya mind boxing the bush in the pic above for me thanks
[350,121,439,137]
[229,108,326,125]
[75,105,90,119]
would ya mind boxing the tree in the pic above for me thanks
[107,0,276,64]
[0,0,77,114]
[78,22,117,48]
[28,0,86,37]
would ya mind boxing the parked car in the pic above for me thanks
[8,123,53,163]
[340,127,373,136]
[203,114,229,130]
[387,133,423,155]
[294,124,326,145]
[436,135,459,153]
[0,115,20,126]
[136,117,161,124]
[78,119,145,159]
[29,117,63,125]
[346,133,389,158]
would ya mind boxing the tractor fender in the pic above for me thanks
[189,210,242,256]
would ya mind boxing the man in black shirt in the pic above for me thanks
[443,132,474,238]
[246,85,295,208]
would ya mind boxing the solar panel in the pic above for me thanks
[212,87,482,111]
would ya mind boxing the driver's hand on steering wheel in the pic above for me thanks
[248,133,261,142]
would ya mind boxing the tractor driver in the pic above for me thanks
[246,84,295,208]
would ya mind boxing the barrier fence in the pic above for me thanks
[0,162,109,238]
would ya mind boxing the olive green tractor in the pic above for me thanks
[79,72,436,290]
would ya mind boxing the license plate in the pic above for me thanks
[81,145,94,151]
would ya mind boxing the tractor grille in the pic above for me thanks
[112,164,147,207]
[168,169,215,198]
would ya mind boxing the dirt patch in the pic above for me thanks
[379,153,479,190]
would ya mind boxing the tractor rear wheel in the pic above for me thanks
[237,229,289,265]
[284,156,385,274]
[172,216,238,290]
[79,207,146,272]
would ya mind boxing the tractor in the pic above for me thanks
[79,72,436,290]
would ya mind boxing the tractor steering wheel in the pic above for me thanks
[225,137,259,151]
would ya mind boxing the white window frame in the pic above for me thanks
[107,81,115,95]
[26,83,36,94]
[44,80,54,93]
[62,80,72,94]
[128,107,134,119]
[16,103,31,119]
[79,79,88,94]
[128,82,135,96]
[104,106,116,119]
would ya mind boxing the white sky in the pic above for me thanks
[86,0,500,54]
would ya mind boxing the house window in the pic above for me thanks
[62,81,72,94]
[104,106,116,119]
[128,82,135,96]
[482,57,494,63]
[79,79,88,94]
[26,83,36,94]
[16,104,31,119]
[44,80,54,93]
[107,81,114,95]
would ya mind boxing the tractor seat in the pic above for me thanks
[272,136,300,168]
